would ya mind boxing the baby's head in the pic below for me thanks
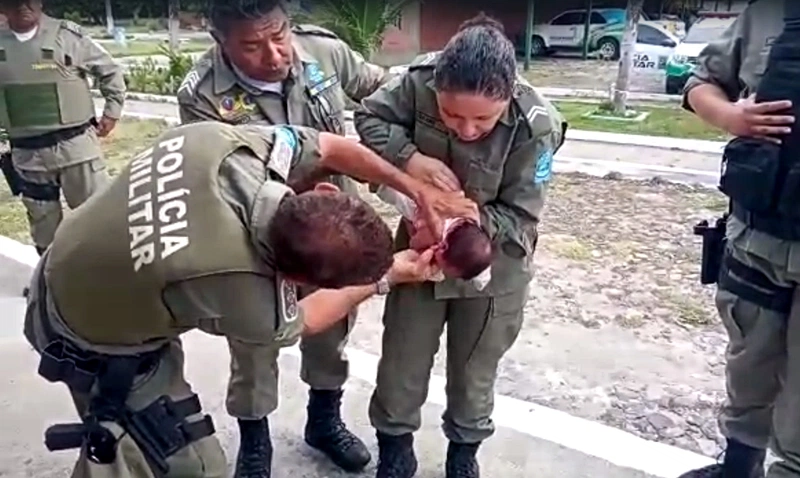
[435,219,493,280]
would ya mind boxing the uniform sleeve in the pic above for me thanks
[162,273,303,419]
[72,34,126,119]
[481,128,557,256]
[353,73,418,169]
[331,40,391,102]
[682,12,747,110]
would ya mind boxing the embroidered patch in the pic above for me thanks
[280,278,298,323]
[307,74,339,96]
[217,92,256,120]
[534,148,553,184]
[306,62,325,84]
[269,126,297,181]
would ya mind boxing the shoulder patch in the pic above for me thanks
[408,52,439,70]
[278,277,299,323]
[534,148,554,184]
[59,19,85,37]
[292,24,339,39]
[268,126,297,181]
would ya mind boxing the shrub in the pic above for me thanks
[124,44,195,95]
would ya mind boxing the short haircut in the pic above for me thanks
[267,191,394,288]
[208,0,287,37]
[433,12,517,101]
[441,221,493,280]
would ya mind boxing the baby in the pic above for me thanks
[376,186,493,289]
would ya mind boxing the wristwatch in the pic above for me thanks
[375,274,391,295]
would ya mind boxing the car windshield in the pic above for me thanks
[684,22,732,43]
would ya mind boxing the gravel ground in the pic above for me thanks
[522,57,669,94]
[351,172,731,458]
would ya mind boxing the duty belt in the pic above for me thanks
[731,202,800,241]
[9,118,96,150]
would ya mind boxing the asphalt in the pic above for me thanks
[0,253,659,478]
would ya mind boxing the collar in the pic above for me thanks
[212,38,318,96]
[249,180,294,265]
[425,78,515,127]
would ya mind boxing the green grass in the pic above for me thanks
[553,101,730,141]
[0,119,170,243]
[102,39,212,57]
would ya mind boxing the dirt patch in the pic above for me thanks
[521,57,667,94]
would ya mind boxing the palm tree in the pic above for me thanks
[293,0,415,59]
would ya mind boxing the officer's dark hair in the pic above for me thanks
[433,12,516,101]
[208,0,288,37]
[268,192,394,288]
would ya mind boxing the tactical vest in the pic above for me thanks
[720,0,800,239]
[45,122,282,345]
[404,53,559,298]
[0,16,95,139]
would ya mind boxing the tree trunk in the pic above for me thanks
[104,0,114,35]
[613,0,644,114]
[168,0,180,51]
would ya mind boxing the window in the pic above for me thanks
[551,12,585,26]
[637,24,668,45]
[589,12,606,24]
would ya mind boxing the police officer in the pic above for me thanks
[176,1,389,470]
[354,15,566,478]
[678,1,800,477]
[25,121,477,478]
[0,0,125,256]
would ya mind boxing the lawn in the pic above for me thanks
[101,39,212,57]
[553,101,729,141]
[0,119,170,243]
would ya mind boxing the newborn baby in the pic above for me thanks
[377,186,493,289]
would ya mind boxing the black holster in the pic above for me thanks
[0,151,22,196]
[693,215,727,284]
[39,343,214,475]
[0,150,60,201]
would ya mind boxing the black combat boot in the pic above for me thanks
[445,442,480,478]
[677,439,765,478]
[304,388,371,471]
[234,418,273,478]
[376,432,417,478]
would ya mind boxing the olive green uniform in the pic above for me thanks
[683,1,800,476]
[354,54,566,443]
[24,122,323,476]
[176,24,389,407]
[0,15,125,250]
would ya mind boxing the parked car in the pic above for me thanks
[516,8,680,62]
[664,15,736,94]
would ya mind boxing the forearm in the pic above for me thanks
[687,83,737,132]
[318,132,422,200]
[300,284,377,335]
[353,110,418,169]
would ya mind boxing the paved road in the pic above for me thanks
[96,98,722,186]
[0,247,712,478]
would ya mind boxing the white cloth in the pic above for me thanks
[375,186,491,289]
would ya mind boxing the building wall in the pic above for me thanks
[372,2,421,66]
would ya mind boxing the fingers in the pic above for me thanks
[433,170,461,192]
[747,100,792,114]
[418,247,434,264]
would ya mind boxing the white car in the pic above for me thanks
[520,8,679,66]
[665,15,737,94]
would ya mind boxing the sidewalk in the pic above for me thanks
[95,93,727,155]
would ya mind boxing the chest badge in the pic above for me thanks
[218,92,256,120]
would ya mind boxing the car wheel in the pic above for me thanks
[597,37,620,60]
[665,77,683,95]
[531,36,546,57]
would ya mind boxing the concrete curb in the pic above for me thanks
[95,90,727,155]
